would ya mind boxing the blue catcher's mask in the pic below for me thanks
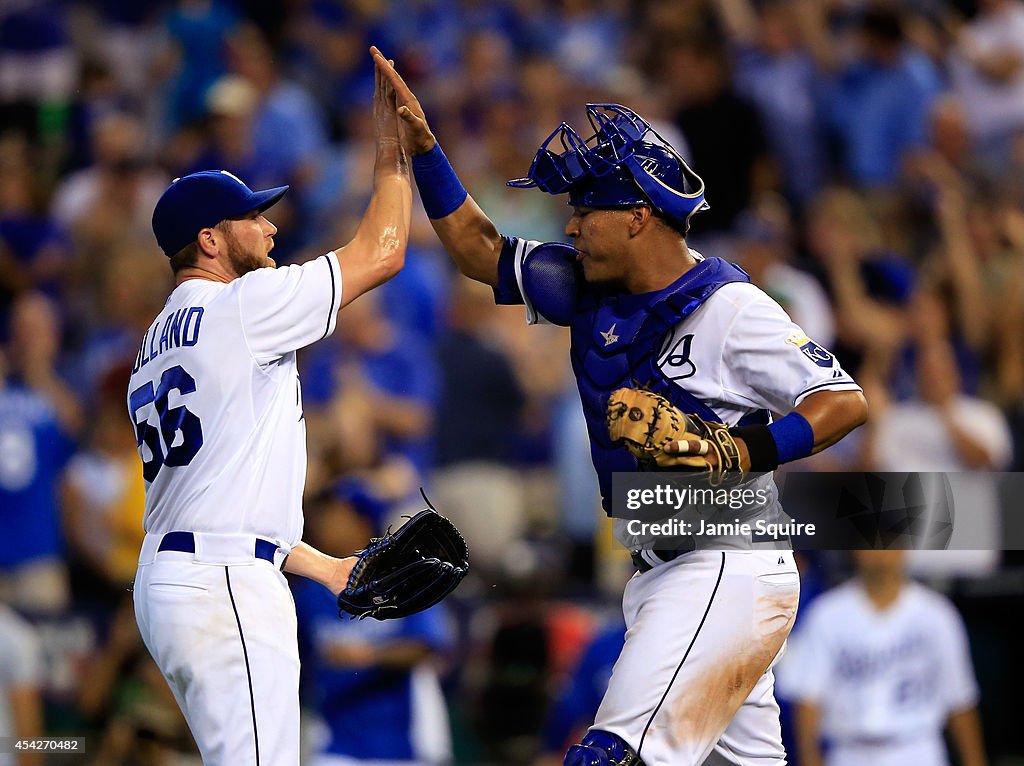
[507,103,709,233]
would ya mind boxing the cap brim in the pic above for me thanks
[250,185,289,213]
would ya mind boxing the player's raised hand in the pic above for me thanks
[370,46,436,155]
[371,46,400,148]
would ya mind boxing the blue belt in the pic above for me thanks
[158,531,278,563]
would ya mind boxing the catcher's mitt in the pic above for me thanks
[606,387,745,487]
[337,498,469,620]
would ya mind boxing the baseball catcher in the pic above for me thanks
[607,387,745,486]
[337,497,469,620]
[373,49,868,766]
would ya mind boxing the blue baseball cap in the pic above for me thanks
[152,170,289,257]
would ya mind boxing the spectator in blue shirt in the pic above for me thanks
[0,292,80,615]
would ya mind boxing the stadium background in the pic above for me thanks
[1,0,1023,763]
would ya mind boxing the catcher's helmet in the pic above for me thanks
[507,104,709,233]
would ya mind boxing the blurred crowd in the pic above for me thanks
[1,0,1024,763]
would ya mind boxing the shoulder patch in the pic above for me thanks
[786,333,835,368]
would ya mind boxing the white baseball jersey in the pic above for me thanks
[777,581,980,766]
[514,242,860,426]
[127,252,342,549]
[654,278,859,425]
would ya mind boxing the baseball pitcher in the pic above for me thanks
[129,50,416,766]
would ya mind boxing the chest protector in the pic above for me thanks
[570,257,750,511]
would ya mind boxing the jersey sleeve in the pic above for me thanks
[493,236,547,325]
[934,599,980,713]
[719,287,861,414]
[238,251,342,361]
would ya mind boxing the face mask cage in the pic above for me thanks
[506,122,586,193]
[507,104,652,192]
[507,104,709,231]
[581,103,648,173]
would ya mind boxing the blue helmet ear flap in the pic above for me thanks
[566,141,709,233]
[623,143,709,233]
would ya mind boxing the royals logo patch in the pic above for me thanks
[786,333,834,368]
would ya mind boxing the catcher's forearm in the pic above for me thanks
[283,542,356,597]
[423,188,504,286]
[373,51,502,287]
[408,139,502,285]
[796,389,869,454]
[615,387,867,476]
[731,389,868,470]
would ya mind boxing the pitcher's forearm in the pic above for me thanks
[284,542,356,597]
[336,146,412,303]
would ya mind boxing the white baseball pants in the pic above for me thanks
[593,550,800,766]
[133,533,300,765]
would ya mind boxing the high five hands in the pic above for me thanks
[370,47,437,156]
[371,45,401,149]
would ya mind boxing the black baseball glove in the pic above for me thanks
[337,499,469,621]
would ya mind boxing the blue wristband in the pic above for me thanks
[411,143,468,219]
[767,412,815,464]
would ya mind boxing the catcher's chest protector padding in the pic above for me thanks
[569,257,749,509]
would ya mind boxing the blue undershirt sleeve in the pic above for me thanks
[493,236,526,306]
